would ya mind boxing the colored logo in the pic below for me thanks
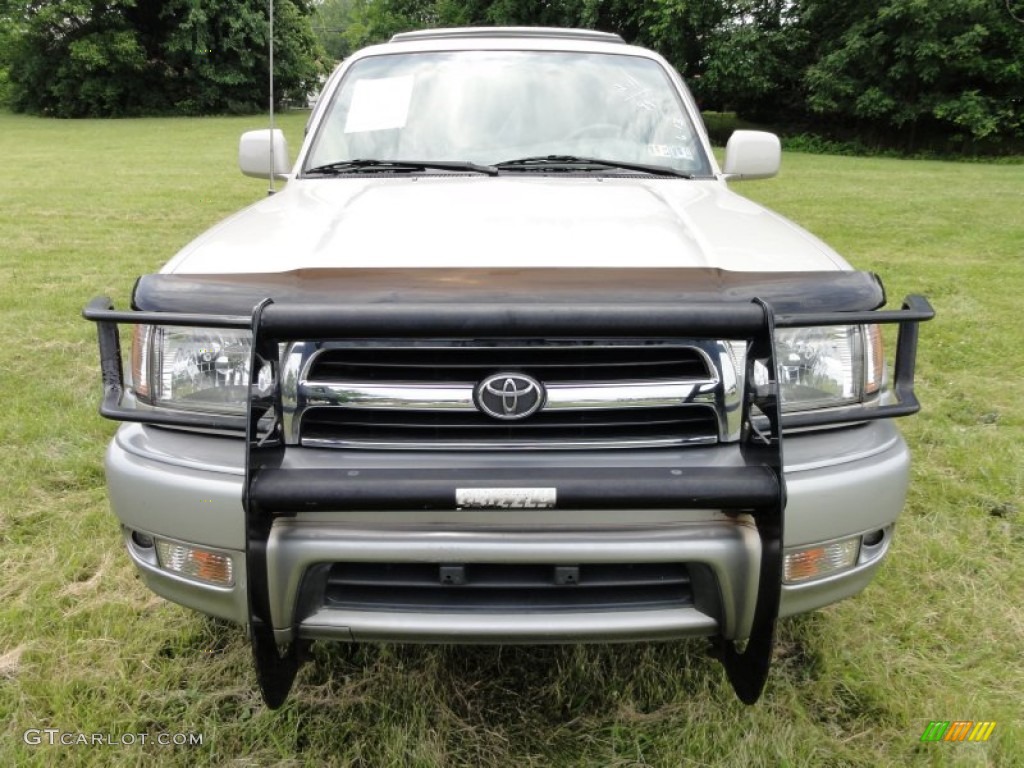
[920,721,996,742]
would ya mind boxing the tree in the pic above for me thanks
[699,1,810,118]
[270,0,1024,149]
[312,0,357,61]
[8,0,326,117]
[800,0,1024,147]
[334,0,734,91]
[7,1,149,116]
[0,3,21,106]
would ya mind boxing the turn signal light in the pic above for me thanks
[155,540,234,586]
[783,537,860,583]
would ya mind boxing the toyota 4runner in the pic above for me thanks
[85,27,933,706]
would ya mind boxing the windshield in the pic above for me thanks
[304,50,712,176]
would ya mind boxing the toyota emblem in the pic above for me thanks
[474,373,545,420]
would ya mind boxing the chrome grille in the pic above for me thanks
[283,340,728,450]
[308,343,711,382]
[301,405,719,449]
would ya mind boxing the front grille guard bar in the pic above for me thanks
[82,295,935,435]
[83,293,934,708]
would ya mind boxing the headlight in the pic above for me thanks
[132,325,262,413]
[755,325,884,413]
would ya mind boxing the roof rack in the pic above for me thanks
[390,27,626,44]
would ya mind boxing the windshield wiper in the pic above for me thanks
[305,159,498,176]
[494,155,695,179]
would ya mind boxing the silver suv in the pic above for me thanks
[85,27,933,706]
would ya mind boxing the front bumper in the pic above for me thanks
[109,418,908,636]
[87,276,931,706]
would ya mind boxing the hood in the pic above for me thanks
[164,176,849,274]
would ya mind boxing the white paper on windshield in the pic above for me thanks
[344,76,414,134]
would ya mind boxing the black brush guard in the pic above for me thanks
[84,281,933,708]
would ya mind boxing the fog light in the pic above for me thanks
[155,540,234,586]
[784,537,860,584]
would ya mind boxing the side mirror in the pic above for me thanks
[722,130,781,181]
[239,129,291,179]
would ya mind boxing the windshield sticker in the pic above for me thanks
[344,76,414,134]
[648,144,695,160]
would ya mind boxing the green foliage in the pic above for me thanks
[7,0,147,116]
[699,1,810,119]
[310,0,1024,153]
[802,0,1024,149]
[7,0,326,117]
[0,4,20,107]
[10,0,1022,147]
[312,0,357,61]
[330,0,736,94]
[633,0,729,83]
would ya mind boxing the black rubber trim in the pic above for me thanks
[80,272,935,708]
[717,297,784,703]
[83,291,934,433]
[83,297,250,431]
[256,302,769,341]
[778,294,934,428]
[249,465,780,513]
[241,299,298,708]
[131,268,887,315]
[238,296,785,707]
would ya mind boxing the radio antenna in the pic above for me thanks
[268,0,276,195]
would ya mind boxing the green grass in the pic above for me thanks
[1,110,1021,766]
